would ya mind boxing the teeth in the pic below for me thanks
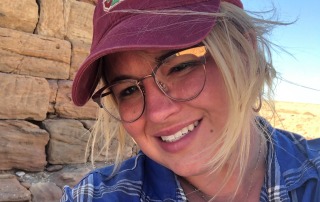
[181,127,188,134]
[187,124,194,131]
[161,121,199,143]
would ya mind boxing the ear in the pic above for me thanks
[244,29,257,50]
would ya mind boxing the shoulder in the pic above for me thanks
[259,118,320,200]
[258,116,320,165]
[271,128,320,162]
[270,127,320,198]
[61,153,148,202]
[257,115,319,160]
[60,152,182,201]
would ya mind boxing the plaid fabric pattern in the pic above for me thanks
[61,119,320,202]
[259,120,320,202]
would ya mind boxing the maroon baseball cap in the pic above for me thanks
[72,0,243,106]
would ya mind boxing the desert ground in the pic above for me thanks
[260,101,320,140]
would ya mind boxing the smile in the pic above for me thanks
[161,121,199,143]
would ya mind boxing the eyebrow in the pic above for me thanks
[109,75,138,84]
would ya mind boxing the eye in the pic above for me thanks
[167,60,200,75]
[119,85,139,98]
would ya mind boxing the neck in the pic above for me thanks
[179,131,266,201]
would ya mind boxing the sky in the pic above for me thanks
[242,0,320,104]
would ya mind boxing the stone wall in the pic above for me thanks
[0,0,135,201]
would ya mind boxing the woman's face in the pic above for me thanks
[105,48,229,177]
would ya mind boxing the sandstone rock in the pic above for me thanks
[0,174,15,180]
[48,113,59,119]
[79,117,136,163]
[65,0,94,43]
[48,103,56,115]
[29,182,62,202]
[36,0,65,39]
[83,116,136,162]
[55,167,91,188]
[0,174,31,202]
[0,49,70,79]
[0,120,49,171]
[20,182,32,189]
[0,0,141,200]
[77,0,97,5]
[0,27,71,63]
[0,28,71,79]
[92,135,136,162]
[48,80,58,103]
[48,80,58,113]
[80,120,96,130]
[55,80,98,119]
[0,48,24,73]
[46,165,63,172]
[43,119,90,164]
[0,73,50,120]
[0,0,38,33]
[70,39,91,80]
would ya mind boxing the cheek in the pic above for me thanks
[199,63,230,121]
[203,62,229,105]
[122,121,144,140]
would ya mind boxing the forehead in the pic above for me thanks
[107,49,169,64]
[103,49,171,81]
[108,49,162,63]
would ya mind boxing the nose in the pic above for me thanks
[142,78,181,123]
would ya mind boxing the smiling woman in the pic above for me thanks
[61,0,320,201]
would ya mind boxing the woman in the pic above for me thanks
[61,0,320,201]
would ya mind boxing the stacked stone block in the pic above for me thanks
[0,0,134,201]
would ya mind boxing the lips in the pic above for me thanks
[161,121,199,143]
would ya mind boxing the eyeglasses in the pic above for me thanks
[92,45,207,123]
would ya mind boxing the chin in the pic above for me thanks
[166,159,208,177]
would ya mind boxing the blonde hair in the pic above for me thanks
[200,2,277,198]
[87,1,282,198]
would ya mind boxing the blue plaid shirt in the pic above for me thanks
[61,120,320,202]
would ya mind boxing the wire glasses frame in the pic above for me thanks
[92,45,208,123]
